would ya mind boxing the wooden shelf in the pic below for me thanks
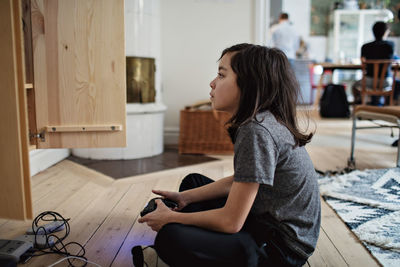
[29,144,36,151]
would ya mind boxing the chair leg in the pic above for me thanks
[348,114,357,168]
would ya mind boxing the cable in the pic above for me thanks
[47,256,102,267]
[25,211,90,267]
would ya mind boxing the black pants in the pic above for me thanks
[154,173,307,267]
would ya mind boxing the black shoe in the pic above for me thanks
[132,246,144,267]
[392,139,399,147]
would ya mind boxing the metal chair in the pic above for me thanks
[348,58,400,168]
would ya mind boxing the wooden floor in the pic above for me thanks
[1,113,397,266]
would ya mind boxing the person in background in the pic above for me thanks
[351,21,395,105]
[269,13,300,62]
[352,21,399,147]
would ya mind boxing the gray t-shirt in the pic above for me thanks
[233,111,321,258]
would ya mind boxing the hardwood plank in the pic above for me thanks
[0,161,113,240]
[0,219,8,229]
[78,181,157,266]
[31,170,90,205]
[31,160,113,201]
[111,174,183,266]
[307,115,397,171]
[319,198,380,266]
[307,146,395,171]
[308,228,347,267]
[24,177,139,266]
[29,160,106,189]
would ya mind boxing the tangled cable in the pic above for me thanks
[26,211,89,267]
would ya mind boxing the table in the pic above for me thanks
[312,63,362,109]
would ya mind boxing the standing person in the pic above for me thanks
[138,44,321,267]
[269,13,300,61]
[352,21,395,105]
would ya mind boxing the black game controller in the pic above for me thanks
[140,197,178,217]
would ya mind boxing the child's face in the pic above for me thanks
[209,52,240,115]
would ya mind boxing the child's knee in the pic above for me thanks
[182,173,203,182]
[179,173,213,192]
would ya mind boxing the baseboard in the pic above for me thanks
[29,149,70,176]
[164,127,179,145]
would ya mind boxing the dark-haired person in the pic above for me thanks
[138,44,321,267]
[352,21,396,105]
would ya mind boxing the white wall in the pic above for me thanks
[282,0,310,39]
[161,0,254,144]
[30,149,70,176]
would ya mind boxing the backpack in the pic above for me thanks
[319,84,350,118]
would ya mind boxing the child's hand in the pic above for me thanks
[152,189,188,211]
[138,199,173,232]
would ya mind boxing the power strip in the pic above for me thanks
[0,239,33,262]
[14,235,55,249]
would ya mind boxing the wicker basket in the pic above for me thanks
[178,103,234,155]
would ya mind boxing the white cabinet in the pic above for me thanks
[327,9,393,63]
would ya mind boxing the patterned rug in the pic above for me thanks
[318,168,400,267]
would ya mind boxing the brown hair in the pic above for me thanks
[220,43,313,147]
[279,13,289,20]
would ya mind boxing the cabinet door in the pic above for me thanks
[0,0,33,220]
[31,0,126,148]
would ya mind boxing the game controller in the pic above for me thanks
[140,198,178,217]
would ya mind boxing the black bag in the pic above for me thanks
[319,84,350,118]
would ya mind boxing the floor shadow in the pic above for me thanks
[67,146,218,179]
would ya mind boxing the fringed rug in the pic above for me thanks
[318,168,400,267]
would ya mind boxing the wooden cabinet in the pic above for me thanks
[0,0,126,220]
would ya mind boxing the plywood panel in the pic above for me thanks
[31,0,126,148]
[0,0,32,220]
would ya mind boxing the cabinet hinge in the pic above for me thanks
[30,130,45,142]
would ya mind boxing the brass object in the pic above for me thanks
[126,57,156,103]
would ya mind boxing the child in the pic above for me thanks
[138,43,321,267]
